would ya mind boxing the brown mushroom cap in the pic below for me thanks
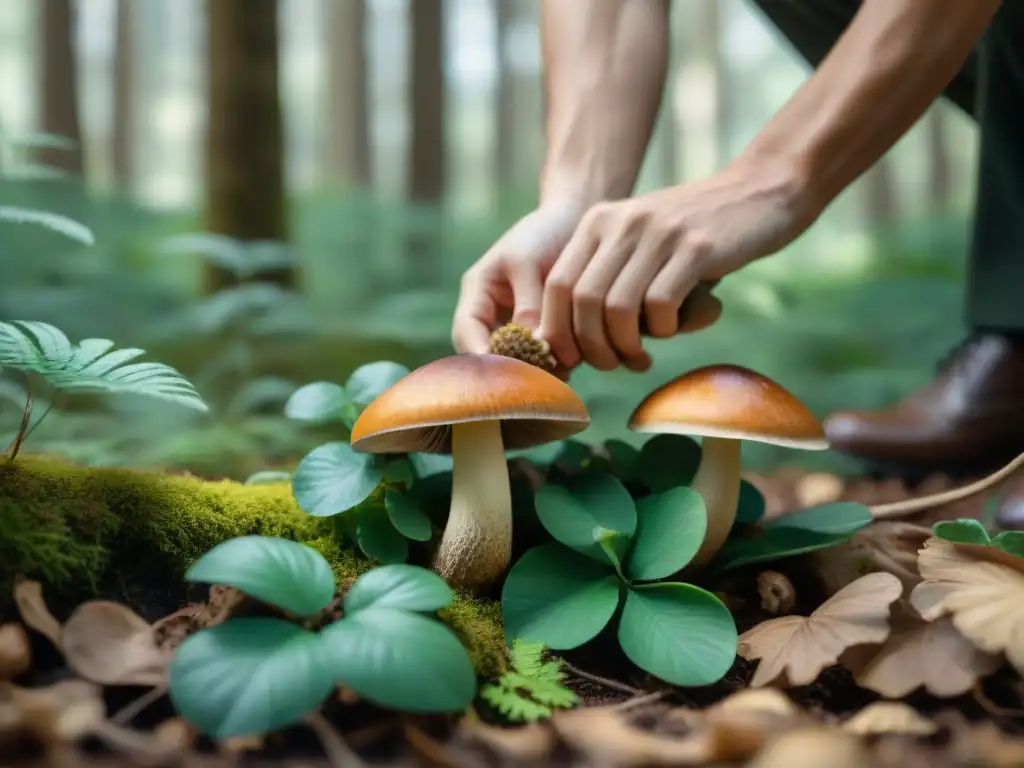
[628,364,828,449]
[350,353,590,454]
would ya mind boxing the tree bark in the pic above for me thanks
[407,0,446,285]
[111,0,134,192]
[39,0,84,176]
[326,0,371,188]
[203,0,293,293]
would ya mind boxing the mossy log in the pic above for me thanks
[0,455,505,674]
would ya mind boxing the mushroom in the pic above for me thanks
[350,353,590,590]
[628,364,827,568]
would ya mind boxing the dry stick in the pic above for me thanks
[561,661,644,697]
[972,680,1024,719]
[6,377,32,460]
[305,711,368,768]
[609,690,668,712]
[110,685,167,726]
[870,451,1024,519]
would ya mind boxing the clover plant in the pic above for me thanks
[501,471,738,687]
[282,361,451,563]
[168,536,477,740]
[933,518,1024,558]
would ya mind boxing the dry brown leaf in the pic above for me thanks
[0,623,31,679]
[739,572,903,687]
[458,718,556,763]
[960,721,1024,767]
[912,537,1024,674]
[706,688,800,720]
[842,702,937,737]
[1,679,106,744]
[12,579,62,647]
[746,726,871,768]
[851,608,1001,698]
[60,601,172,686]
[551,706,711,766]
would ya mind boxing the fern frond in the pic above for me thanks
[0,321,208,412]
[481,641,577,723]
[0,206,95,245]
[480,684,551,722]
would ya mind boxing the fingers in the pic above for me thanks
[539,224,601,369]
[506,258,544,329]
[642,249,702,338]
[572,231,638,371]
[675,282,723,334]
[451,269,497,354]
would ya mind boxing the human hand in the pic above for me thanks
[539,159,813,372]
[451,202,586,355]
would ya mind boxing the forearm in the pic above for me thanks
[743,0,1000,217]
[538,0,670,207]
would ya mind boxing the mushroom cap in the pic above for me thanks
[628,364,828,449]
[350,353,590,454]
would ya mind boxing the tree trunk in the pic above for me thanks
[407,0,446,286]
[494,0,514,207]
[111,0,134,192]
[700,0,725,167]
[203,0,292,293]
[326,0,371,188]
[39,0,84,176]
[925,106,953,213]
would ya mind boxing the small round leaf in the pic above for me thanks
[320,609,476,712]
[385,490,433,541]
[603,439,641,482]
[617,583,737,687]
[772,501,872,535]
[168,619,333,739]
[628,487,707,581]
[992,531,1024,558]
[345,361,410,405]
[535,473,637,564]
[735,481,766,525]
[410,452,454,478]
[185,536,335,617]
[382,458,416,489]
[356,507,409,564]
[710,528,852,573]
[344,564,453,615]
[284,382,348,423]
[638,434,701,493]
[933,519,991,546]
[502,543,621,650]
[292,442,383,517]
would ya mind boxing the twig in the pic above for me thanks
[110,685,167,726]
[6,376,32,460]
[608,690,668,712]
[305,711,368,768]
[562,661,643,696]
[973,681,1024,719]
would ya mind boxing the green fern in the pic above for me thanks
[0,205,95,245]
[479,641,577,723]
[0,321,207,412]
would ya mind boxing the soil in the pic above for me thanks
[4,465,1024,767]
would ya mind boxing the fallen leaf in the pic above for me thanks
[12,580,62,647]
[842,702,938,737]
[706,688,800,720]
[0,624,30,679]
[850,606,1001,699]
[912,537,1024,674]
[961,721,1024,767]
[551,706,712,766]
[60,601,172,686]
[739,572,903,687]
[746,726,871,768]
[458,718,556,763]
[1,679,106,744]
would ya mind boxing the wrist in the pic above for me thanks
[729,149,825,233]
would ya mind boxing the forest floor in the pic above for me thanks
[4,464,1024,768]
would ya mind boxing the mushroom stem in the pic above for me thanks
[433,420,512,590]
[688,437,742,568]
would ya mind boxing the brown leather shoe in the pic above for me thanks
[823,333,1024,474]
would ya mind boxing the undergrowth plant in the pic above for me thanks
[933,518,1024,558]
[480,640,577,722]
[168,536,477,740]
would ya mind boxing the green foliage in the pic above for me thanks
[0,205,94,245]
[710,501,873,573]
[170,539,477,739]
[502,471,738,687]
[480,641,577,723]
[933,518,1024,558]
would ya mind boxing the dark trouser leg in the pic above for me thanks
[749,0,1024,478]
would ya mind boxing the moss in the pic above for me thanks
[0,454,506,672]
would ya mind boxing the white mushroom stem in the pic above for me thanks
[689,437,742,568]
[433,420,512,590]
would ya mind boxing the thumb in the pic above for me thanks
[506,259,544,329]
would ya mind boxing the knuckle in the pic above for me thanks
[546,278,573,300]
[571,286,602,308]
[683,231,714,259]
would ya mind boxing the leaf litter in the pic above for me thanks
[5,470,1024,766]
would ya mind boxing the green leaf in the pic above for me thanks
[185,536,335,617]
[410,452,454,478]
[385,489,433,541]
[284,382,349,423]
[292,442,383,517]
[0,321,206,411]
[991,531,1024,558]
[502,543,621,650]
[356,507,408,564]
[320,608,476,712]
[534,473,637,565]
[344,564,453,614]
[638,434,701,493]
[735,481,766,525]
[627,487,707,581]
[933,518,991,546]
[711,528,854,573]
[480,684,552,722]
[0,206,95,245]
[382,457,416,489]
[243,470,292,485]
[603,439,641,482]
[168,619,333,739]
[507,640,548,678]
[617,583,737,687]
[771,501,873,536]
[345,361,410,405]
